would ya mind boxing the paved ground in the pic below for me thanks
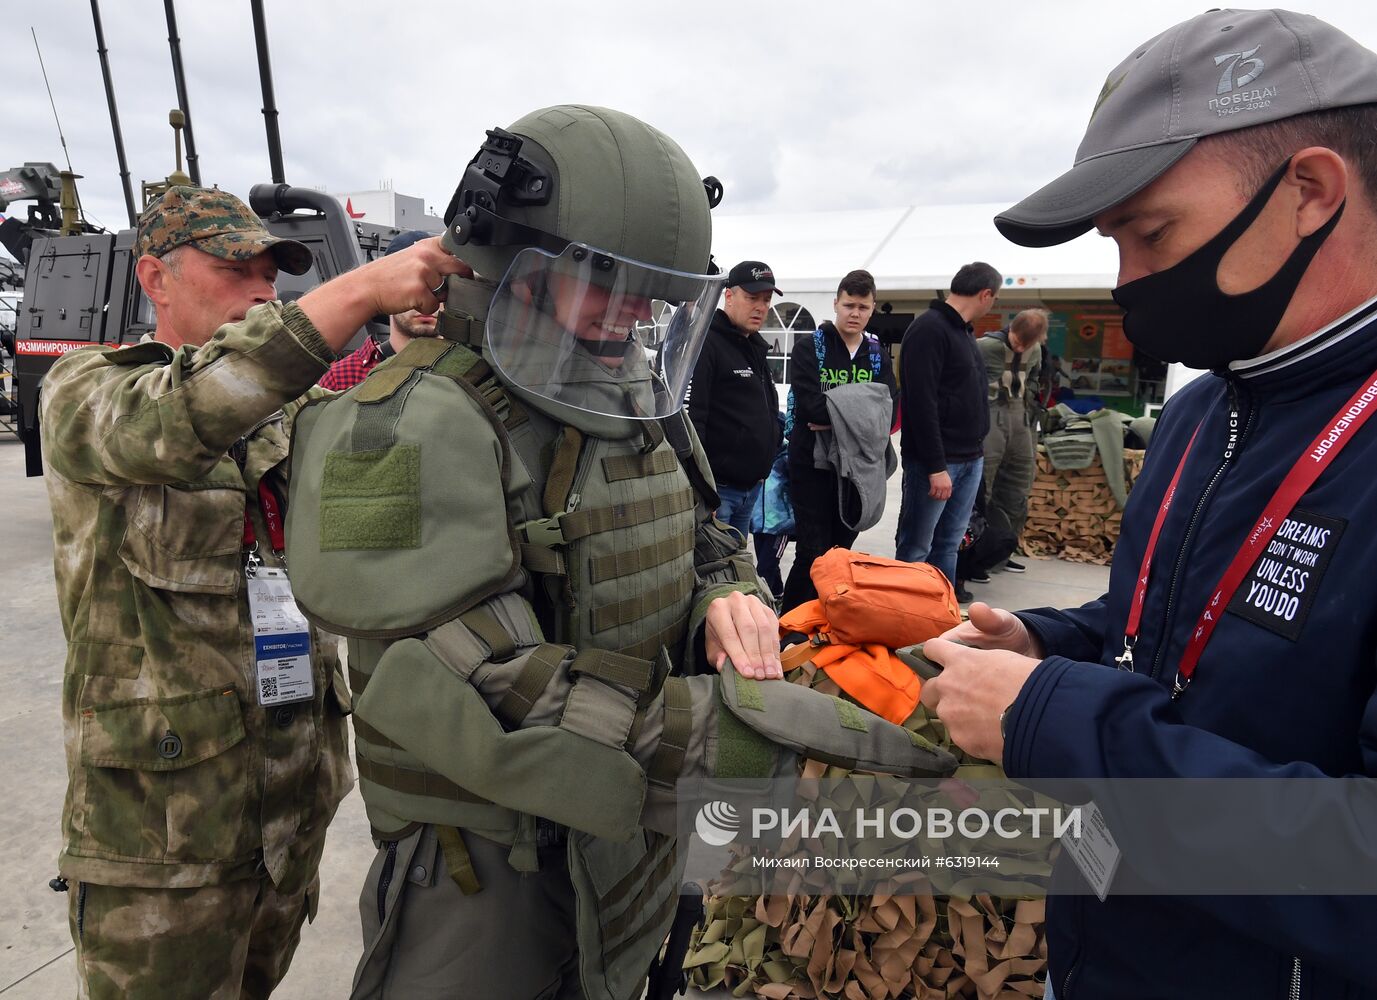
[0,432,1108,998]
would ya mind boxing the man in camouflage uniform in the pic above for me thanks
[41,186,468,999]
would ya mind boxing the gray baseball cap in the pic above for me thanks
[995,9,1377,248]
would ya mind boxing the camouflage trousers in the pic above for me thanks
[70,875,316,1000]
[350,824,582,1000]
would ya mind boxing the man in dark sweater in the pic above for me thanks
[782,269,897,611]
[895,262,1001,598]
[686,260,782,535]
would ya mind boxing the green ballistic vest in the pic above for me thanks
[287,336,700,1000]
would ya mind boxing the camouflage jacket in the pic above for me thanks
[41,300,353,892]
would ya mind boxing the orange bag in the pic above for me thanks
[807,548,960,648]
[776,548,961,725]
[778,600,921,725]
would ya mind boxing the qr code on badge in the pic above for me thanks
[260,676,279,701]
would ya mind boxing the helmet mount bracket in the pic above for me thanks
[445,127,565,252]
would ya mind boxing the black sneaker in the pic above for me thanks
[967,571,991,584]
[1005,559,1027,573]
[955,584,974,603]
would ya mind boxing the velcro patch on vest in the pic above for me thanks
[320,445,421,550]
[1227,508,1345,641]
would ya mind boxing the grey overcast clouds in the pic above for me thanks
[5,0,1377,241]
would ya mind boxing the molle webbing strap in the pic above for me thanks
[518,542,566,576]
[543,428,585,516]
[606,887,678,965]
[350,373,421,453]
[493,643,566,726]
[661,409,719,510]
[591,574,694,634]
[589,530,694,584]
[355,753,492,805]
[601,869,674,949]
[600,836,680,945]
[647,676,692,789]
[601,449,678,482]
[598,831,677,913]
[444,354,527,431]
[562,487,696,542]
[348,338,454,452]
[436,311,484,348]
[458,606,518,662]
[351,715,401,751]
[616,618,689,661]
[638,418,666,452]
[626,649,672,752]
[434,825,482,896]
[567,648,657,693]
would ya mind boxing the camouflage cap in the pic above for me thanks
[135,186,312,274]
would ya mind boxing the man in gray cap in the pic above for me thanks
[320,229,443,390]
[918,10,1377,998]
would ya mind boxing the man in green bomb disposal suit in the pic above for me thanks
[40,186,469,999]
[282,106,959,1000]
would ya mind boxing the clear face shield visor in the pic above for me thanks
[484,243,726,421]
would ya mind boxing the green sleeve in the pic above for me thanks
[673,413,770,667]
[976,335,1006,389]
[41,301,333,487]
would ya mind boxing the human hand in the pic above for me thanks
[806,423,832,431]
[299,237,473,353]
[928,470,952,500]
[705,591,782,680]
[362,237,473,317]
[919,639,1042,762]
[939,602,1045,658]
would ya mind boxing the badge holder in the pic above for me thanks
[244,482,314,707]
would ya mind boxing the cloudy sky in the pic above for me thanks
[6,0,1377,243]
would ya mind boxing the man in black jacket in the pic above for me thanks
[782,269,897,611]
[686,260,782,535]
[894,262,1001,599]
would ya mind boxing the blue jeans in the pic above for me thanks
[894,457,984,585]
[716,481,763,538]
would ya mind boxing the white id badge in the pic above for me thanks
[246,567,316,706]
[1060,800,1122,901]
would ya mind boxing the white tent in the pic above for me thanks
[707,202,1208,410]
[710,202,1120,311]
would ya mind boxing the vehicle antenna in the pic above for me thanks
[31,28,89,235]
[163,0,201,186]
[90,0,138,227]
[250,0,287,185]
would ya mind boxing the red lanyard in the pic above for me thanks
[1123,365,1377,696]
[242,480,285,555]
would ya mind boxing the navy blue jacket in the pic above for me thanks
[1005,300,1377,999]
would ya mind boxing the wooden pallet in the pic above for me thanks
[1021,447,1145,565]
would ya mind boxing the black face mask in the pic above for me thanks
[1112,158,1345,371]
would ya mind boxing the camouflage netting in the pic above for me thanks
[684,659,1049,1000]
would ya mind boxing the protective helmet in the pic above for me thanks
[442,105,725,429]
